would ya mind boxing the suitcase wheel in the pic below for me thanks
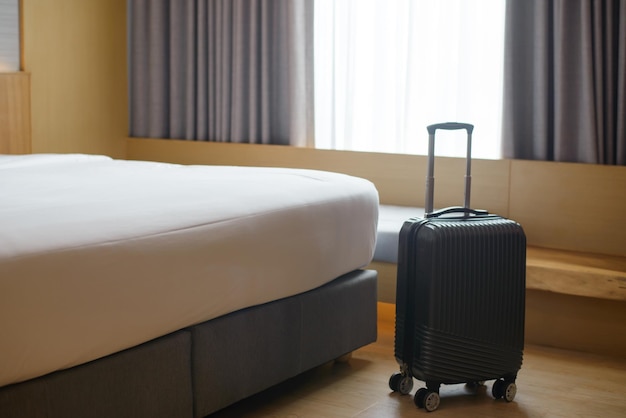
[388,372,414,395]
[414,387,440,412]
[492,379,517,402]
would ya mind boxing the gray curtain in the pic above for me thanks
[128,0,314,146]
[502,0,626,165]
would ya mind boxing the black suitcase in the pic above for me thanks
[388,123,526,412]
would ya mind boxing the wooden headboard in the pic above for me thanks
[0,72,31,154]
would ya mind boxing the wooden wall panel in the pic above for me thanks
[509,160,626,257]
[526,289,626,359]
[0,72,31,154]
[22,0,127,158]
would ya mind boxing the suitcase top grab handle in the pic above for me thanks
[425,122,474,215]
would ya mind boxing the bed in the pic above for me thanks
[0,154,379,418]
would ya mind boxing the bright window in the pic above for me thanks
[314,0,506,159]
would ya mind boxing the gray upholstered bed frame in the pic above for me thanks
[0,269,377,418]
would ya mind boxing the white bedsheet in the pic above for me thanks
[0,154,379,387]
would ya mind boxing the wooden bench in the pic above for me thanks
[372,205,626,302]
[526,246,626,301]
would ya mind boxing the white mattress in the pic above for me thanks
[0,154,379,387]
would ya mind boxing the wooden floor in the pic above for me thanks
[210,303,626,417]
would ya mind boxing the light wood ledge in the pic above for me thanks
[370,246,626,303]
[526,246,626,301]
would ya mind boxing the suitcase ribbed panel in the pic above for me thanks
[413,326,524,383]
[401,216,526,384]
[394,219,427,366]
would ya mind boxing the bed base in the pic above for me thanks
[0,269,377,418]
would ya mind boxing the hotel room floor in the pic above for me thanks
[209,303,626,418]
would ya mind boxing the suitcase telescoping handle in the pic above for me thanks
[425,122,486,218]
